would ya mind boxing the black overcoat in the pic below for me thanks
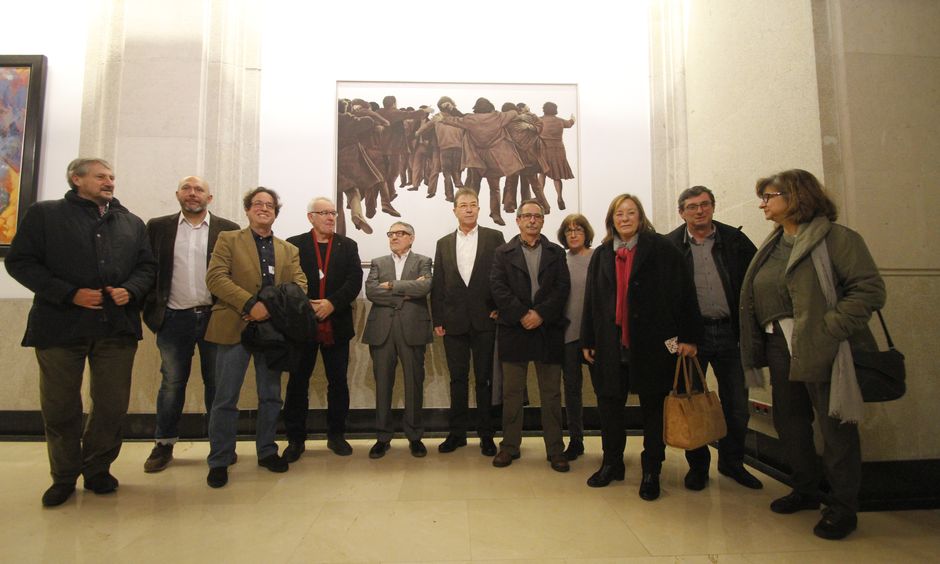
[490,234,570,364]
[581,232,704,397]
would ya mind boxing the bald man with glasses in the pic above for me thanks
[362,221,433,459]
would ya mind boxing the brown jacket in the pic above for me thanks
[205,228,307,345]
[441,111,524,176]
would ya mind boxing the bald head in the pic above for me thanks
[176,175,212,218]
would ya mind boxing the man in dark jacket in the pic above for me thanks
[282,197,363,461]
[5,158,156,507]
[489,199,570,472]
[141,175,239,473]
[431,187,505,456]
[666,185,761,491]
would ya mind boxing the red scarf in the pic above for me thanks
[615,246,636,348]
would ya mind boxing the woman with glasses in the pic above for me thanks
[740,169,885,540]
[581,194,703,500]
[556,214,596,461]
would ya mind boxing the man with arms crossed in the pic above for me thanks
[142,176,239,472]
[362,221,433,459]
[431,187,505,456]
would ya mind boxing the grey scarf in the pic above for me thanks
[811,241,864,423]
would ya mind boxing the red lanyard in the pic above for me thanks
[312,232,334,299]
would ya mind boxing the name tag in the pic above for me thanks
[268,265,275,275]
[318,269,325,279]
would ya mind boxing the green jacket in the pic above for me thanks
[739,216,885,383]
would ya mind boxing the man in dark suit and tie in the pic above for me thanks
[362,221,433,459]
[431,187,505,456]
[282,197,363,461]
[142,176,240,473]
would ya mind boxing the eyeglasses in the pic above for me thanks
[518,213,544,221]
[565,227,584,234]
[760,192,786,204]
[310,210,338,217]
[250,201,276,210]
[682,201,713,212]
[386,230,412,238]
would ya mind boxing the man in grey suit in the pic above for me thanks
[362,221,433,459]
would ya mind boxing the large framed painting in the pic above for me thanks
[335,81,579,261]
[0,55,47,257]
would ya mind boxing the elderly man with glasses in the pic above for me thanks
[362,221,433,459]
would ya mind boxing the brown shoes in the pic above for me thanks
[144,443,174,473]
[492,450,520,468]
[548,454,570,473]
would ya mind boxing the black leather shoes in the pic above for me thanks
[437,435,467,454]
[492,450,520,468]
[684,468,709,491]
[813,510,858,540]
[718,462,764,489]
[369,440,391,459]
[144,443,174,473]
[409,440,427,458]
[770,491,821,514]
[258,454,289,473]
[548,453,570,472]
[282,441,305,463]
[42,483,75,507]
[587,464,626,488]
[327,436,353,456]
[564,439,584,461]
[207,466,228,488]
[479,437,497,457]
[83,472,118,494]
[639,473,661,501]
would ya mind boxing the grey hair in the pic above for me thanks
[390,221,415,236]
[307,196,335,212]
[67,158,113,190]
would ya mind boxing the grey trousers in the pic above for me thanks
[499,361,564,457]
[370,315,426,442]
[766,330,861,518]
[36,337,137,485]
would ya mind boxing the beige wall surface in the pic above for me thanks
[651,0,939,461]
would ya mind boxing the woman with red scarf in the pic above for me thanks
[581,194,704,500]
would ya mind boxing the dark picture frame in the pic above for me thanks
[0,55,47,257]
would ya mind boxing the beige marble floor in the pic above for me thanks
[1,438,937,563]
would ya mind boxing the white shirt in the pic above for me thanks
[392,250,411,280]
[167,213,212,309]
[455,225,479,286]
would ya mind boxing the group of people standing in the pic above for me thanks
[6,158,883,542]
[336,94,575,235]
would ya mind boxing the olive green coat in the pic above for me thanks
[739,216,885,384]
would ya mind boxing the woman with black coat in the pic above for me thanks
[581,194,704,500]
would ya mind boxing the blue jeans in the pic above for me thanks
[685,322,751,470]
[207,343,283,468]
[154,308,216,443]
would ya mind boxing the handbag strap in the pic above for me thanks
[689,356,710,393]
[672,356,701,395]
[874,310,897,350]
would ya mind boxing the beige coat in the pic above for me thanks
[205,228,307,345]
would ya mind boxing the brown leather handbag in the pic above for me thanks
[663,356,727,450]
